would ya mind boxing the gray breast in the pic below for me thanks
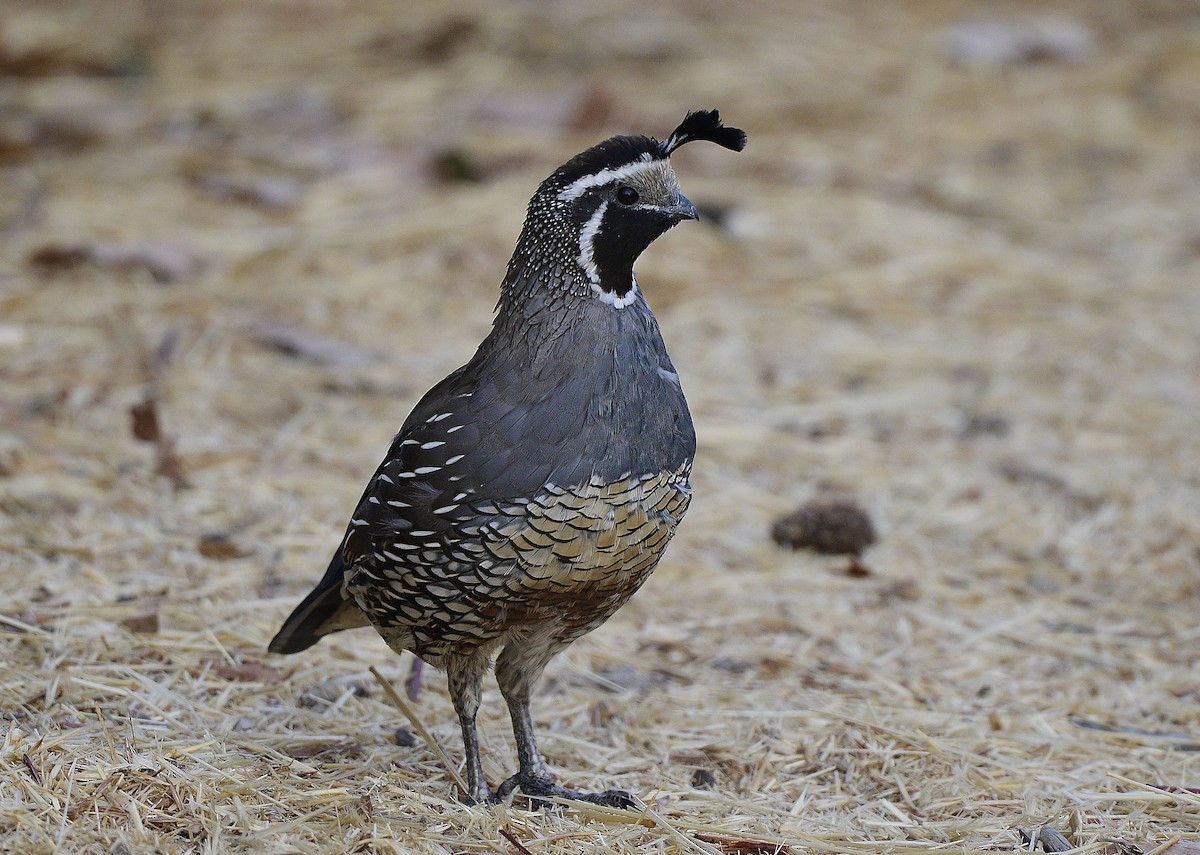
[340,290,695,659]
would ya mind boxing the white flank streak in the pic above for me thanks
[420,441,445,449]
[556,154,654,201]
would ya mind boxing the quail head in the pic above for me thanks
[270,110,746,807]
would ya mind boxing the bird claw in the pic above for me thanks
[491,771,635,809]
[460,788,494,807]
[573,788,637,809]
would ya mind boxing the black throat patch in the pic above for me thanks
[580,202,676,300]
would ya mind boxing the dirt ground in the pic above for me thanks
[3,1,1200,853]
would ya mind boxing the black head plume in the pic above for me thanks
[655,109,747,158]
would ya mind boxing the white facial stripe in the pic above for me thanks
[576,201,607,286]
[557,154,655,201]
[577,201,638,309]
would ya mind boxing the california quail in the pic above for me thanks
[269,110,746,807]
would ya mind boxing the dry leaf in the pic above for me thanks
[251,321,379,368]
[944,18,1094,67]
[197,534,247,560]
[119,613,159,634]
[695,833,789,854]
[211,661,285,685]
[29,239,205,283]
[473,87,620,130]
[414,14,479,62]
[0,31,149,79]
[1158,843,1200,855]
[13,105,137,152]
[430,148,484,184]
[129,399,161,443]
[364,15,479,64]
[155,439,190,490]
[845,557,872,578]
[195,170,304,210]
[217,89,347,136]
[27,243,92,270]
[283,741,364,760]
[129,395,190,488]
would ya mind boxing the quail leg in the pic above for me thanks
[446,654,492,804]
[493,646,635,809]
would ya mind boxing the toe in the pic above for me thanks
[461,785,495,806]
[497,773,637,810]
[579,789,636,809]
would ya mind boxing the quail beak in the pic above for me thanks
[666,192,700,222]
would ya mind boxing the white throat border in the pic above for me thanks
[576,200,639,309]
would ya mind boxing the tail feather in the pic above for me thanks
[268,552,369,654]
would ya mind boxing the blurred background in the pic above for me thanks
[2,1,1199,852]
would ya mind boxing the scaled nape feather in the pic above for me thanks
[270,110,745,808]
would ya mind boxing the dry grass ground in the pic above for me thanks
[3,1,1200,852]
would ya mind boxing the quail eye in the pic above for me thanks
[615,186,640,206]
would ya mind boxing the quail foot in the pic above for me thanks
[270,110,746,807]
